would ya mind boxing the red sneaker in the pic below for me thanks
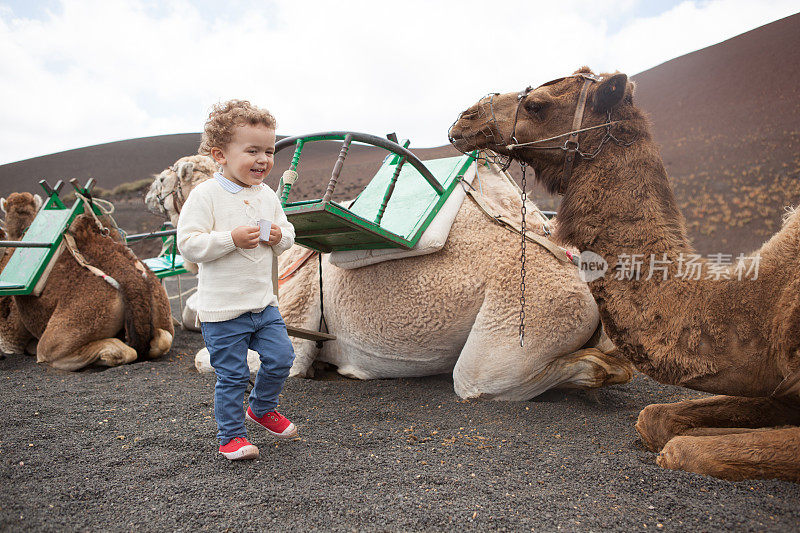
[218,437,259,460]
[246,407,298,438]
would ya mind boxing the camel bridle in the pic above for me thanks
[505,74,629,187]
[451,74,635,184]
[151,166,187,217]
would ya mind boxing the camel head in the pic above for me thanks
[449,67,642,196]
[145,154,216,225]
[0,192,43,240]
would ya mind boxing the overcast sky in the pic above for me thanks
[0,0,797,164]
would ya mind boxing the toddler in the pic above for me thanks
[178,100,297,460]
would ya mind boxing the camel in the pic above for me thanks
[449,66,800,482]
[0,193,43,355]
[145,154,216,276]
[0,192,174,370]
[0,224,35,356]
[149,153,633,400]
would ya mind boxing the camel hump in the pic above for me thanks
[68,216,153,356]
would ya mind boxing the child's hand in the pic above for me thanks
[266,224,282,246]
[231,225,260,249]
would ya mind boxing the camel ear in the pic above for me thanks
[0,197,5,214]
[33,194,43,211]
[592,73,628,114]
[177,161,195,182]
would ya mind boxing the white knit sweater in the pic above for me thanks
[177,178,295,322]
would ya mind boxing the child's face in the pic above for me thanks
[212,124,276,187]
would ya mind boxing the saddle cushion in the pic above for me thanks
[328,162,476,269]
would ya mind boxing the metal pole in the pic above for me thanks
[0,241,52,248]
[124,229,177,242]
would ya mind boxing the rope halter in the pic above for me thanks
[450,74,636,182]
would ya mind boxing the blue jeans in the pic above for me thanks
[200,306,295,445]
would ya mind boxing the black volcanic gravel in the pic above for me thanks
[1,321,799,532]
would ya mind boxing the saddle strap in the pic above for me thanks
[464,188,578,266]
[62,232,121,290]
[278,249,318,288]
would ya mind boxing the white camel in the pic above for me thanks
[148,154,632,400]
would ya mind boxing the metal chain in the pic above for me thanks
[519,162,527,347]
[575,111,638,160]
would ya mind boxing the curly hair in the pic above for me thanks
[199,99,277,155]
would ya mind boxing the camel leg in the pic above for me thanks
[289,339,320,378]
[552,348,633,390]
[148,329,173,358]
[40,338,135,371]
[656,427,800,482]
[0,296,34,355]
[146,275,173,359]
[36,295,129,371]
[453,298,632,401]
[457,346,632,399]
[635,395,800,452]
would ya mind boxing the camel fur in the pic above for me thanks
[0,193,44,355]
[145,155,217,275]
[152,154,632,400]
[0,192,174,370]
[449,66,800,481]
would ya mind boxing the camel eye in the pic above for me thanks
[524,100,547,118]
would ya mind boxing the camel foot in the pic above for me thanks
[656,428,800,482]
[195,348,212,373]
[336,364,370,380]
[636,396,800,452]
[47,338,136,371]
[148,328,173,358]
[288,342,319,379]
[0,337,25,355]
[557,348,634,390]
[289,363,314,379]
[636,402,690,452]
[96,339,138,367]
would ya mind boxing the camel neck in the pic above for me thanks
[556,142,694,262]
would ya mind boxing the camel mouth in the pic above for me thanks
[449,125,506,156]
[449,118,496,152]
[449,94,510,158]
[448,128,473,153]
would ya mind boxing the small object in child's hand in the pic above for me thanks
[258,219,273,242]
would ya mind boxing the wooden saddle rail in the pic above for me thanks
[274,131,444,208]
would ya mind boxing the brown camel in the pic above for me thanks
[449,67,800,482]
[0,192,174,370]
[0,193,42,355]
[0,225,34,356]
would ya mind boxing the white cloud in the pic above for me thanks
[0,0,797,163]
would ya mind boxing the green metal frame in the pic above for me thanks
[0,180,107,296]
[137,226,188,279]
[284,201,413,253]
[275,131,476,253]
[0,181,189,296]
